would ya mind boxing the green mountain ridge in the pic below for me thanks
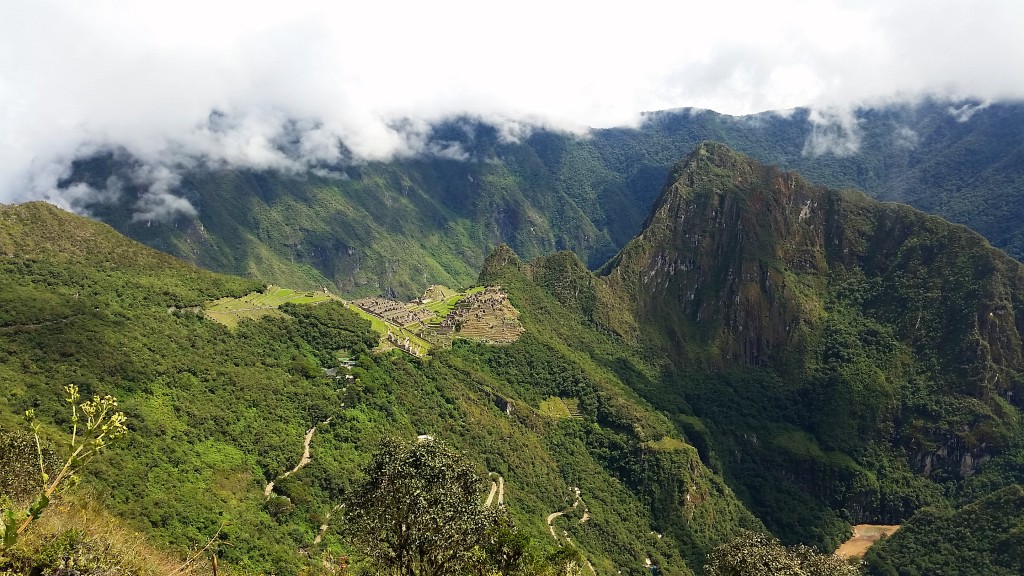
[607,142,1024,381]
[487,142,1024,554]
[63,99,1024,300]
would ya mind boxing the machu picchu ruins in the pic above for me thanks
[422,286,524,344]
[351,285,524,357]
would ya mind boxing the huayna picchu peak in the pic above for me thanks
[603,141,837,366]
[606,143,1023,387]
[538,142,1024,565]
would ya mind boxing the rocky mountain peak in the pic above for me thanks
[607,142,832,366]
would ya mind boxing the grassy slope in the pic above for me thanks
[203,285,339,327]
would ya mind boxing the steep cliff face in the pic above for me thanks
[602,143,1024,485]
[603,142,832,366]
[606,142,1024,398]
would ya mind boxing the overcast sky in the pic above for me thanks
[2,0,1023,215]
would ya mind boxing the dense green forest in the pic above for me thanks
[61,99,1024,300]
[863,485,1024,575]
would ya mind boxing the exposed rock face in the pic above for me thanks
[604,142,834,366]
[602,142,1024,476]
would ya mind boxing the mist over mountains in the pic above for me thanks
[47,98,1024,300]
[6,0,1024,213]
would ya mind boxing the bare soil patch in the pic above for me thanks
[835,524,900,558]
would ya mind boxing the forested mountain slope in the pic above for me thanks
[863,485,1024,575]
[592,142,1024,551]
[0,202,761,575]
[63,99,1024,299]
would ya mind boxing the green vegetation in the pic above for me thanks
[204,285,339,328]
[538,397,573,419]
[704,531,859,576]
[1,387,128,555]
[342,437,526,576]
[0,499,188,576]
[863,485,1024,576]
[0,202,754,574]
[7,133,1024,573]
[278,301,379,366]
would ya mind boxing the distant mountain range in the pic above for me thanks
[61,98,1024,300]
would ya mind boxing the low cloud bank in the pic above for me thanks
[3,1,1024,219]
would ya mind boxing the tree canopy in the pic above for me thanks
[342,437,518,576]
[705,531,859,576]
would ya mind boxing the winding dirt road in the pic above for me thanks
[484,473,505,507]
[546,488,597,574]
[264,417,332,499]
[546,511,565,539]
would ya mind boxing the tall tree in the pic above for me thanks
[342,437,508,576]
[704,531,859,576]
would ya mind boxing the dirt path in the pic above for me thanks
[312,504,343,546]
[546,511,565,540]
[485,480,498,507]
[264,417,332,499]
[546,487,596,573]
[546,486,590,542]
[835,524,900,558]
[484,473,505,507]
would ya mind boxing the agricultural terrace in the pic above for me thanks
[204,285,339,327]
[343,302,433,356]
[421,286,524,345]
[539,397,584,419]
[421,285,484,317]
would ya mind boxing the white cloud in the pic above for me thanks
[802,107,862,157]
[2,0,1024,214]
[948,101,992,122]
[893,126,921,150]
